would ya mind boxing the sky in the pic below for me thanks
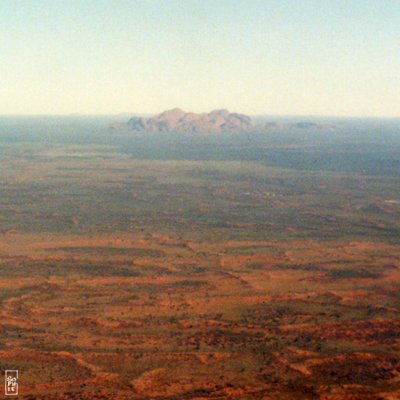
[1,0,399,116]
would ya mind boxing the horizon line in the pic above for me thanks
[0,112,400,120]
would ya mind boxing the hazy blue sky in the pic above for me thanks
[1,0,399,116]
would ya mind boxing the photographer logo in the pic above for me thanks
[5,370,18,396]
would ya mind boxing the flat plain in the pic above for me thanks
[0,118,399,399]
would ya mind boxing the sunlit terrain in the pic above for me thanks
[0,117,399,399]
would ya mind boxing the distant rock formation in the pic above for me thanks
[127,108,253,133]
[291,121,336,131]
[291,122,320,129]
[121,108,337,133]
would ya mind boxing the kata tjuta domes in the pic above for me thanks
[126,108,253,133]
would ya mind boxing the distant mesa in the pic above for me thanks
[290,121,335,130]
[291,121,320,129]
[126,108,253,133]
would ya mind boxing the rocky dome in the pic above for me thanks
[127,109,253,133]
